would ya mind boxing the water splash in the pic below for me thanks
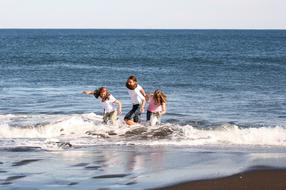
[0,113,286,151]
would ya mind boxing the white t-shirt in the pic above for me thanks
[128,84,145,105]
[99,94,117,113]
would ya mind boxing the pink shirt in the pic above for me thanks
[148,97,162,113]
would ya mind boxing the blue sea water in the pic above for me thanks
[0,29,286,189]
[0,29,286,126]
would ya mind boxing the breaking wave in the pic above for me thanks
[0,113,286,151]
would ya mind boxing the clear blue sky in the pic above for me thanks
[0,0,285,29]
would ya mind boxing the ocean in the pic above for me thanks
[0,29,286,189]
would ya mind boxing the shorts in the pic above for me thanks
[124,104,141,123]
[103,110,117,125]
[147,110,161,126]
[146,110,152,121]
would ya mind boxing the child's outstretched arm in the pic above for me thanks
[81,90,95,95]
[159,103,167,116]
[140,99,146,113]
[140,88,147,98]
[114,100,122,115]
[139,87,146,113]
[145,93,153,102]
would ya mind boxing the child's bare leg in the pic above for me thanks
[110,111,118,125]
[103,113,109,124]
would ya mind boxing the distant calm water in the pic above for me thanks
[1,29,285,126]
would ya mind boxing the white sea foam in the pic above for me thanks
[124,124,286,147]
[0,113,286,150]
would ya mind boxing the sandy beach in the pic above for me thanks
[1,143,286,190]
[154,169,286,190]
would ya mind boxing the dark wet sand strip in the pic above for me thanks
[5,175,26,181]
[152,169,286,190]
[12,159,42,166]
[72,163,89,167]
[68,182,79,186]
[93,174,129,179]
[0,175,26,185]
[85,165,101,170]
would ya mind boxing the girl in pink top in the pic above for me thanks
[146,89,167,126]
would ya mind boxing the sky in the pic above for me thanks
[0,0,285,29]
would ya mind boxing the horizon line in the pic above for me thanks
[0,28,286,30]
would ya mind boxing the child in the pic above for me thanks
[82,87,122,125]
[146,89,167,126]
[124,75,146,126]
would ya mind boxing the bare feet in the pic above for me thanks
[125,119,136,126]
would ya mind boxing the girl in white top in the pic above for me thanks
[124,75,146,126]
[82,87,122,125]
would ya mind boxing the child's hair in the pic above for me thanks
[126,75,138,90]
[94,87,110,101]
[153,89,167,105]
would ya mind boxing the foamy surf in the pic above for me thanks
[0,113,286,151]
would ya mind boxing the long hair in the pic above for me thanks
[126,75,138,90]
[94,87,110,102]
[153,89,167,105]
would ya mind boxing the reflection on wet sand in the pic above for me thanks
[126,148,165,173]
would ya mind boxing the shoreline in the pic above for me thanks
[1,145,286,189]
[152,168,286,190]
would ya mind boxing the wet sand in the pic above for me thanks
[153,169,286,190]
[2,146,286,189]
